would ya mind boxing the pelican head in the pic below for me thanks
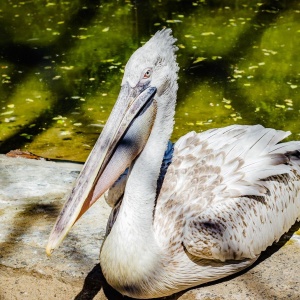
[46,29,179,254]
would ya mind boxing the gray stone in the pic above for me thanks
[0,155,110,279]
[0,154,299,300]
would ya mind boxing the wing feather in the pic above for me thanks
[154,125,300,261]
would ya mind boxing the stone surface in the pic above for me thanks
[0,155,110,278]
[0,154,299,300]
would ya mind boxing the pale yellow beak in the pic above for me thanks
[46,85,157,255]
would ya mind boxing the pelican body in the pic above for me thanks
[47,29,300,298]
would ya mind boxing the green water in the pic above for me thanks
[0,0,299,161]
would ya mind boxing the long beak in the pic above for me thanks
[46,85,157,255]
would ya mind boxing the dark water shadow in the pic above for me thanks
[75,221,300,300]
[182,0,299,120]
[1,0,299,154]
[186,0,298,77]
[0,0,105,154]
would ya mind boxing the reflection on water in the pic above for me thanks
[0,0,299,161]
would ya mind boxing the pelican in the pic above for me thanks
[47,29,300,298]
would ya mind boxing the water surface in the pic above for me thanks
[0,0,299,161]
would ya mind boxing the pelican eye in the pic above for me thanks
[142,68,152,79]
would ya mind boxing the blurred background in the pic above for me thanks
[0,0,299,161]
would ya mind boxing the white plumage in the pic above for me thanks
[47,29,300,299]
[100,31,300,298]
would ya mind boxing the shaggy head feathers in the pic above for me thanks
[121,29,179,94]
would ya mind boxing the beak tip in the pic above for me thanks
[46,249,53,257]
[46,242,55,257]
